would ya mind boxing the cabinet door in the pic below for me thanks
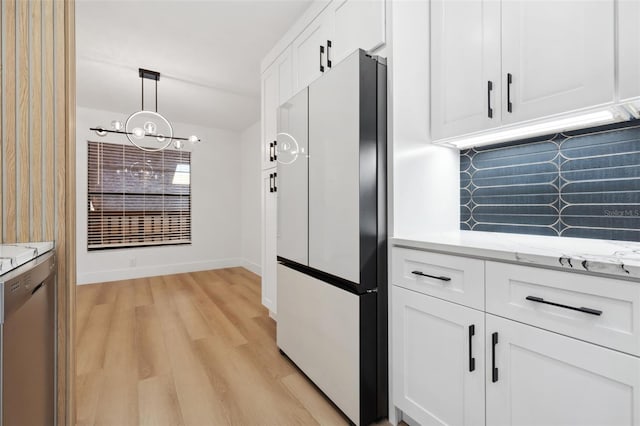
[261,170,278,312]
[292,9,332,92]
[278,46,294,104]
[501,0,615,124]
[329,0,385,65]
[486,314,640,426]
[276,89,308,265]
[619,0,640,102]
[430,0,501,140]
[261,64,279,169]
[393,286,485,426]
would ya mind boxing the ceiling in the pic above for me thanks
[76,0,312,131]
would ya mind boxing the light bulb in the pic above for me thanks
[156,134,165,142]
[95,127,107,137]
[174,140,184,149]
[111,120,123,131]
[143,121,157,135]
[188,135,199,143]
[132,127,145,139]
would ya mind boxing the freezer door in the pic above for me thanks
[277,88,309,265]
[308,50,378,285]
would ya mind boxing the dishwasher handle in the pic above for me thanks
[31,282,45,295]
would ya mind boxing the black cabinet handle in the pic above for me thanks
[273,172,277,192]
[526,296,602,316]
[273,140,277,161]
[319,45,325,72]
[327,40,332,68]
[491,332,499,382]
[269,142,274,162]
[507,73,513,113]
[468,324,476,372]
[269,173,274,193]
[411,270,451,282]
[487,80,493,118]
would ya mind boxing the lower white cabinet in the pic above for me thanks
[392,247,640,426]
[486,314,640,426]
[261,169,277,312]
[392,286,485,426]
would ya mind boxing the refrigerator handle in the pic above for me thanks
[269,173,274,193]
[319,45,325,72]
[274,172,278,192]
[327,40,332,68]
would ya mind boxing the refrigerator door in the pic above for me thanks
[308,50,378,285]
[277,88,309,265]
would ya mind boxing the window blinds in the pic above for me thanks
[87,141,191,250]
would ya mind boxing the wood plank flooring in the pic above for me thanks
[75,268,353,426]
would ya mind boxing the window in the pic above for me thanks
[87,141,191,250]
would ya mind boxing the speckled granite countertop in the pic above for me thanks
[0,242,54,277]
[392,231,640,280]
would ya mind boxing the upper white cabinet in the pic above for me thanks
[261,47,294,170]
[293,0,386,93]
[430,0,501,140]
[486,314,640,426]
[262,63,279,170]
[619,0,640,103]
[330,0,386,65]
[501,0,614,124]
[431,0,616,142]
[293,8,334,92]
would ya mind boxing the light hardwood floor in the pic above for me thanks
[76,268,356,426]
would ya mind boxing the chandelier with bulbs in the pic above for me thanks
[90,68,200,151]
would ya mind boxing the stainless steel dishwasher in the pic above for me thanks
[1,251,56,426]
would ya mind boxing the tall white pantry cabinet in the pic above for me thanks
[260,0,386,315]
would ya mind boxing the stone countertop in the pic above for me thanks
[0,242,55,277]
[392,231,640,280]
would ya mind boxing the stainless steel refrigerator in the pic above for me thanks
[276,49,387,426]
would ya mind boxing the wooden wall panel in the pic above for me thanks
[0,1,75,424]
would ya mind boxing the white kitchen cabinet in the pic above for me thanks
[277,46,294,105]
[261,63,279,170]
[292,8,333,92]
[329,0,385,65]
[393,286,485,426]
[261,170,278,312]
[501,0,614,124]
[430,0,501,140]
[262,47,294,170]
[619,0,640,104]
[486,314,640,426]
[293,0,386,93]
[430,0,616,142]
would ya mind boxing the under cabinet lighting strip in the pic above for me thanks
[445,110,621,150]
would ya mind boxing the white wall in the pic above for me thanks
[389,0,460,239]
[76,106,242,284]
[239,121,262,275]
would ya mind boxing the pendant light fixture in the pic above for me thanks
[90,68,200,151]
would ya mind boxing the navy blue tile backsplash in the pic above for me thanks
[460,120,640,242]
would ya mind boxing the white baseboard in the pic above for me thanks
[240,259,262,276]
[77,257,244,285]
